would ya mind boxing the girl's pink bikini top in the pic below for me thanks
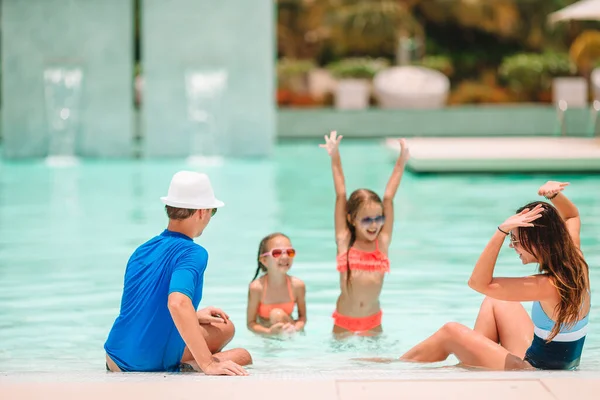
[336,240,390,273]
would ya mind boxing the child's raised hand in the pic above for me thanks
[398,138,410,162]
[319,130,342,156]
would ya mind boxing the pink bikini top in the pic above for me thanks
[257,277,296,319]
[336,240,390,273]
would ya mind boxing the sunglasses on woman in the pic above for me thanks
[260,248,296,258]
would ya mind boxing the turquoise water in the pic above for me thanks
[0,140,599,373]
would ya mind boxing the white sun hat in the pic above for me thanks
[160,171,225,209]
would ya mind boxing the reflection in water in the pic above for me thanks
[50,167,81,218]
[327,332,400,354]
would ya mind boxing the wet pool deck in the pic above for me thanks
[2,370,599,399]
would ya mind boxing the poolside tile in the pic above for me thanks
[0,380,339,400]
[541,378,600,400]
[337,380,555,400]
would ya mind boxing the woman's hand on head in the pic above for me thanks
[319,131,342,156]
[538,181,569,198]
[499,203,545,233]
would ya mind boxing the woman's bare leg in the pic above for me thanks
[400,322,532,371]
[473,297,533,358]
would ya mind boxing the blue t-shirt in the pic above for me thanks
[104,229,208,372]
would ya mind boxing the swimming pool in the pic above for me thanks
[0,139,599,374]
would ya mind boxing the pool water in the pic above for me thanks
[0,139,599,373]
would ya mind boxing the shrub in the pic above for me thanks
[326,57,389,79]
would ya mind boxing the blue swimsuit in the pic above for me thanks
[524,300,589,370]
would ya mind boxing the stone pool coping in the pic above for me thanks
[2,370,599,399]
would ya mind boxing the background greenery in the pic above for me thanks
[274,0,600,106]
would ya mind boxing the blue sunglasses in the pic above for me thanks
[360,215,385,226]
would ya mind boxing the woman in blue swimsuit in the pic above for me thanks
[400,180,591,370]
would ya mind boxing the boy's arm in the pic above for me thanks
[168,292,216,370]
[168,248,246,375]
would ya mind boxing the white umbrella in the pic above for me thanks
[548,0,600,24]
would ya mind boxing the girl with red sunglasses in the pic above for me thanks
[320,131,409,338]
[246,232,307,336]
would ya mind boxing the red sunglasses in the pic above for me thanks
[260,248,296,258]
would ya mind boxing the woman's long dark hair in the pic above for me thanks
[251,232,290,281]
[344,189,383,287]
[516,201,589,341]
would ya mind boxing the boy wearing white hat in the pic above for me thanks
[104,171,251,375]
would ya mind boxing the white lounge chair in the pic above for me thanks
[373,66,449,109]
